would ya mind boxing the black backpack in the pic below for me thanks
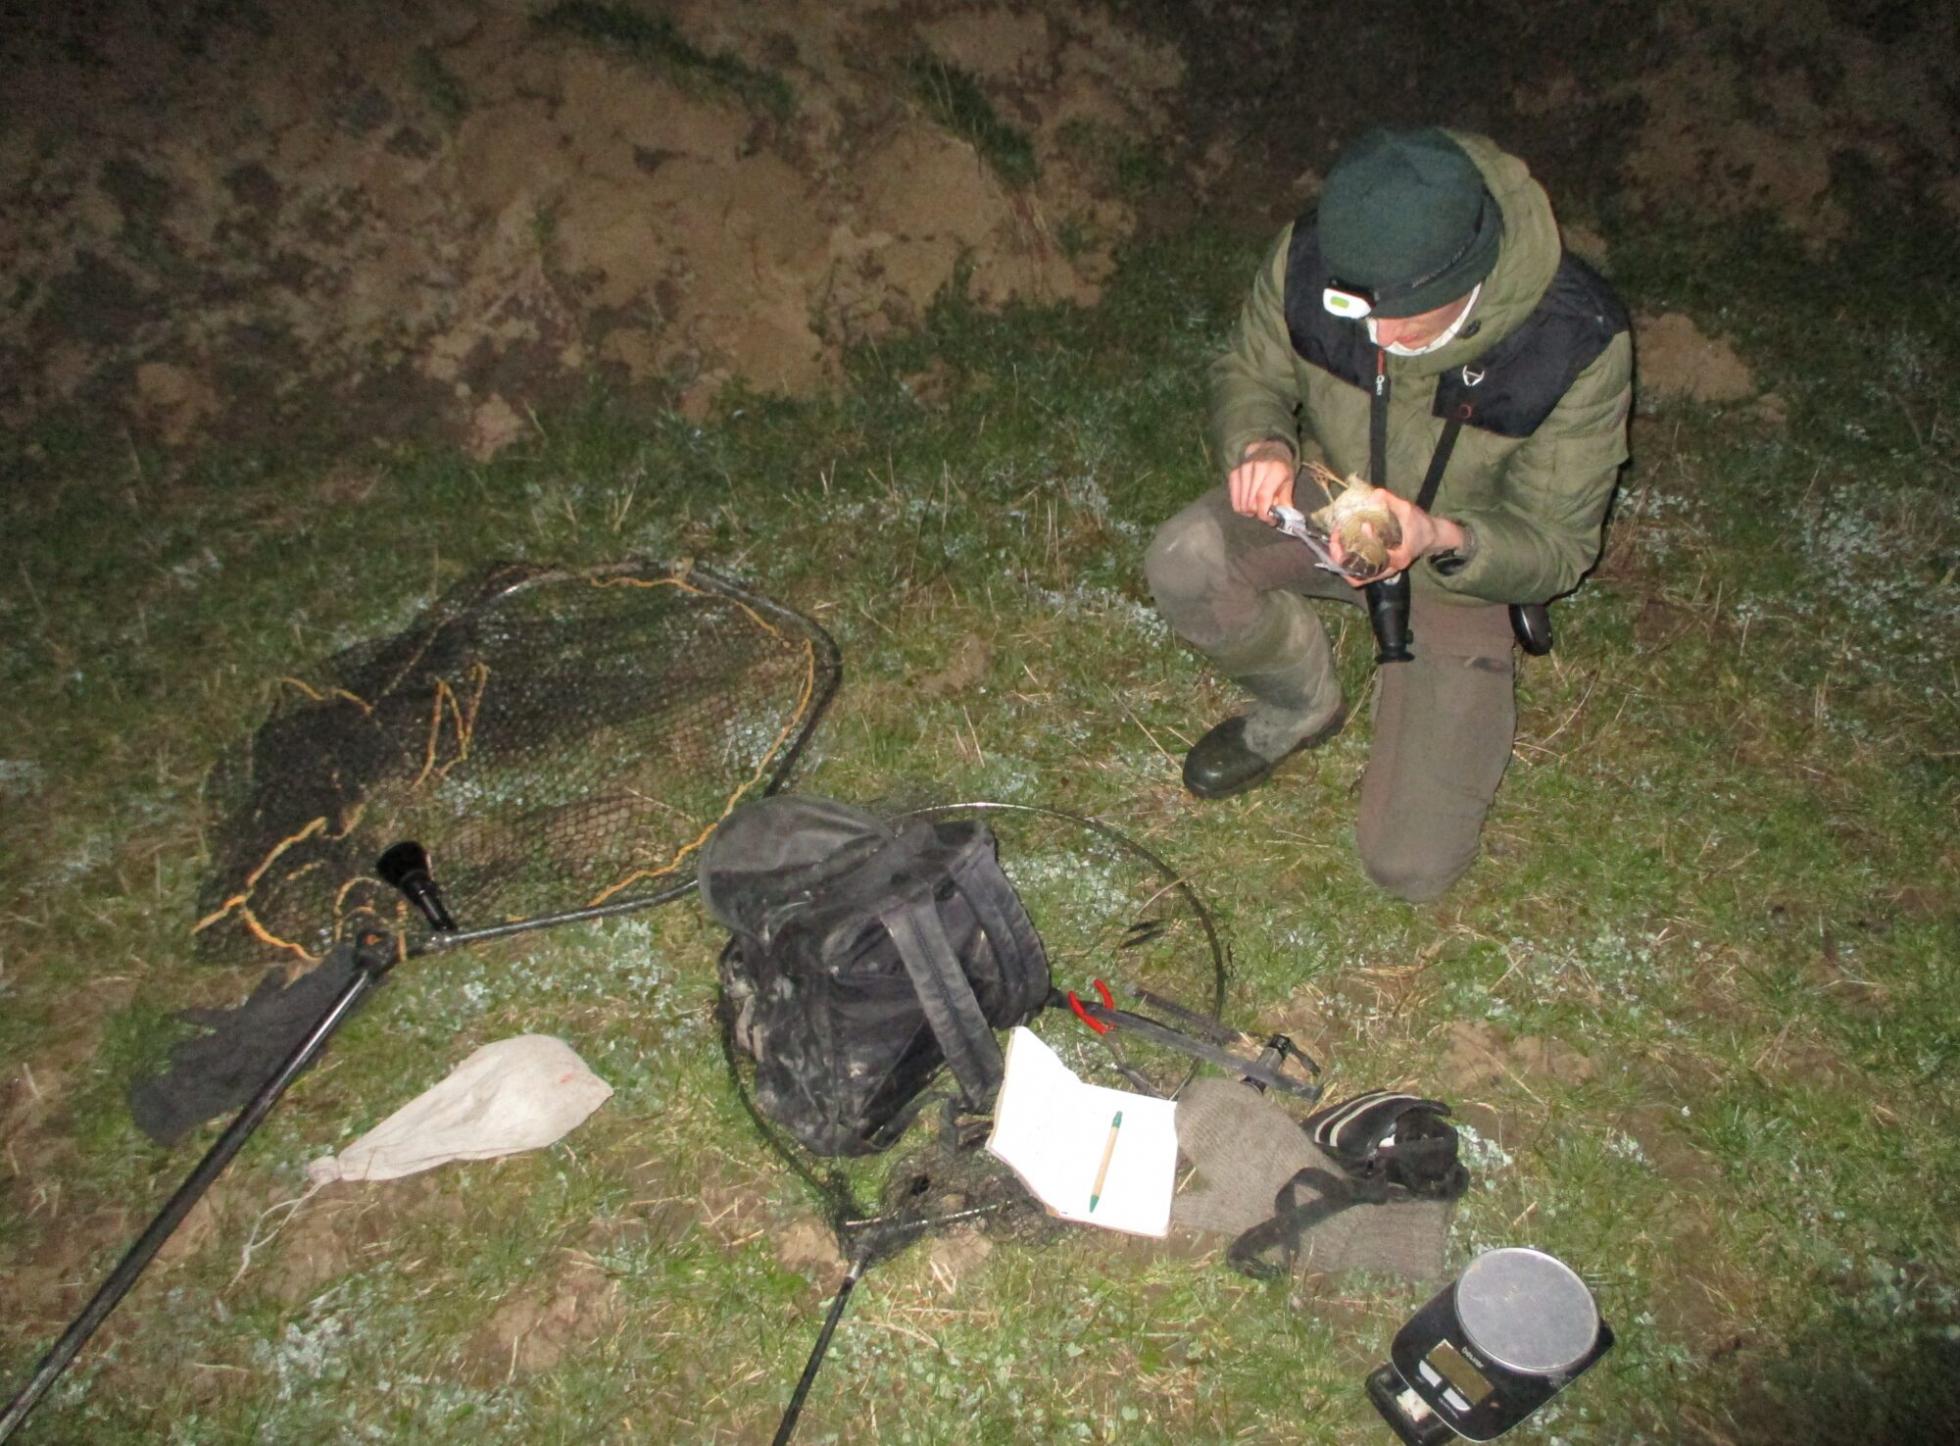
[697,797,1050,1156]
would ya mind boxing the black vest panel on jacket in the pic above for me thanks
[1283,212,1629,439]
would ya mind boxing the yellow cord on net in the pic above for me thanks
[277,676,374,714]
[591,570,790,645]
[191,802,369,964]
[208,563,821,946]
[411,660,490,791]
[585,633,818,908]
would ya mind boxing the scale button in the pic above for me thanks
[1441,1388,1473,1414]
[1417,1360,1442,1387]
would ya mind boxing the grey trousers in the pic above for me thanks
[1145,486,1516,903]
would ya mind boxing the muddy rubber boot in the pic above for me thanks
[1183,594,1346,800]
[1183,705,1348,798]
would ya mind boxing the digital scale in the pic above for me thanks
[1367,1248,1613,1442]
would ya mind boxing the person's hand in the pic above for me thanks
[1227,442,1296,519]
[1326,489,1465,588]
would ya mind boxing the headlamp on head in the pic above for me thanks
[1317,128,1505,320]
[1322,285,1373,320]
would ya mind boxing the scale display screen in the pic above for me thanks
[1425,1341,1494,1406]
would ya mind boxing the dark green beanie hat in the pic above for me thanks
[1318,128,1503,318]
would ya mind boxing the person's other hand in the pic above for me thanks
[1326,489,1463,588]
[1228,442,1296,519]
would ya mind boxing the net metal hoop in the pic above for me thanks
[412,562,842,955]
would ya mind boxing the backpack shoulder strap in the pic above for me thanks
[877,892,1006,1107]
[940,827,1050,1021]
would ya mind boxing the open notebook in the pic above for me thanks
[985,1027,1178,1237]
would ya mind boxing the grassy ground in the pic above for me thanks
[2,185,1956,1444]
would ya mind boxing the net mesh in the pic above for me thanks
[193,560,839,966]
[846,1119,1066,1267]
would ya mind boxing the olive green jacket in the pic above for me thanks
[1211,131,1633,606]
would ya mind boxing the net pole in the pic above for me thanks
[0,937,397,1443]
[411,879,700,955]
[772,1249,870,1446]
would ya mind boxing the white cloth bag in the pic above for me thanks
[307,1034,612,1185]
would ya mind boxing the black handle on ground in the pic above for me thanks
[0,934,398,1443]
[375,840,458,932]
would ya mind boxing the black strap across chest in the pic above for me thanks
[1367,350,1464,512]
[1285,212,1629,474]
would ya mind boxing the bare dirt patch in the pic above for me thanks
[1633,313,1759,406]
[1649,1214,1762,1362]
[774,1215,848,1287]
[923,1225,993,1294]
[5,1204,135,1340]
[1616,0,1960,245]
[3,1061,76,1177]
[253,1172,467,1305]
[916,633,993,698]
[465,1250,622,1381]
[1435,1018,1597,1096]
[0,981,152,1313]
[7,2,1954,460]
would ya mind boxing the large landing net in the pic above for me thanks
[193,560,840,964]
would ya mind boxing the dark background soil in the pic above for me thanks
[2,0,1955,458]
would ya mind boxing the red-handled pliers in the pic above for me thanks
[1065,977,1117,1033]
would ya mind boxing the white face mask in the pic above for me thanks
[1367,283,1483,357]
[307,1035,612,1184]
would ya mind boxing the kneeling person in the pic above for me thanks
[1146,127,1632,902]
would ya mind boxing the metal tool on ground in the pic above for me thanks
[1063,977,1323,1102]
[1367,1246,1613,1443]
